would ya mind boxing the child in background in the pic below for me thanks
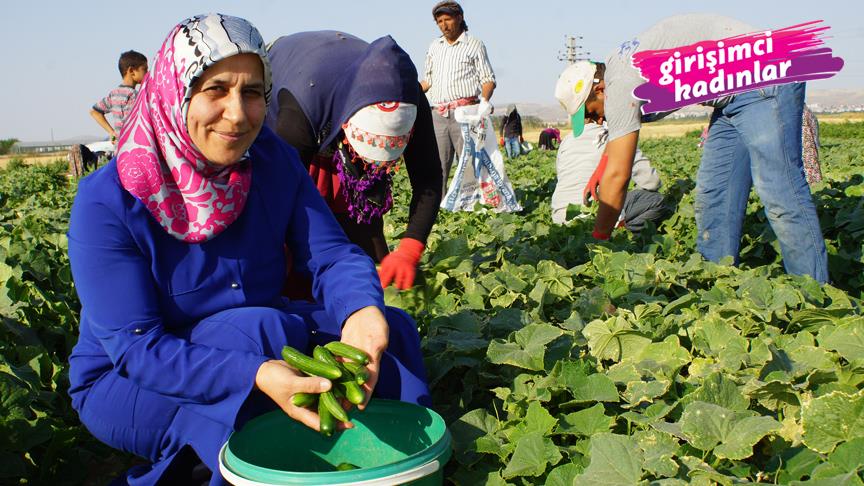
[70,51,148,178]
[89,50,148,144]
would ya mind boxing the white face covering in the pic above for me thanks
[343,102,417,163]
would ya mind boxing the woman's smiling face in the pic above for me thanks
[186,53,266,166]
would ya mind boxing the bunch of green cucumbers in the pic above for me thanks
[281,342,371,436]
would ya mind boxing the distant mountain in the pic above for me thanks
[499,88,864,123]
[805,89,864,108]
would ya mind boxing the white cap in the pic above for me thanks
[343,102,417,162]
[554,61,598,137]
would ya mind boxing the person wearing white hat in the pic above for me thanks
[552,61,668,229]
[586,14,827,283]
[266,31,443,292]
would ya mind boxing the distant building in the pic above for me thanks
[11,142,75,154]
[11,136,104,155]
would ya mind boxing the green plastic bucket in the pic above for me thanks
[219,399,451,485]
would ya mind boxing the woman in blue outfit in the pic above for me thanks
[66,13,430,485]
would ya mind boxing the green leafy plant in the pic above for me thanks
[2,123,864,484]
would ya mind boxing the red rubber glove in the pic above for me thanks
[592,229,611,240]
[378,238,425,290]
[583,152,609,205]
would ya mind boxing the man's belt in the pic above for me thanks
[433,96,479,117]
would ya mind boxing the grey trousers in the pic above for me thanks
[622,189,670,232]
[431,109,464,196]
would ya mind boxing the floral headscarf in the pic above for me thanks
[116,13,272,242]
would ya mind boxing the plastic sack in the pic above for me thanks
[441,105,522,213]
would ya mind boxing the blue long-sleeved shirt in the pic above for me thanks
[67,127,383,426]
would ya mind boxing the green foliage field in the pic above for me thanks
[386,122,864,485]
[0,123,862,484]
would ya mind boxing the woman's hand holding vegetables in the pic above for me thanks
[255,359,345,432]
[340,306,389,410]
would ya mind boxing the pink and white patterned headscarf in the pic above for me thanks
[116,13,272,243]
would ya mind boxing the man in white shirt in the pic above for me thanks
[421,1,497,194]
[552,62,667,230]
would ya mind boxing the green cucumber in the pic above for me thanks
[320,390,350,423]
[341,380,365,405]
[313,345,341,369]
[318,398,334,437]
[324,341,370,365]
[341,360,369,385]
[291,392,317,408]
[281,345,342,380]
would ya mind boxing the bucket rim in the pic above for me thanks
[220,399,452,485]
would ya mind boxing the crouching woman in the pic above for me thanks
[66,13,429,485]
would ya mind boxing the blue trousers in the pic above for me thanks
[504,136,521,158]
[77,303,430,485]
[695,82,828,282]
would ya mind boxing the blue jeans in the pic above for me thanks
[695,82,828,282]
[504,136,520,158]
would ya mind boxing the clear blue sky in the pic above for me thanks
[2,0,861,142]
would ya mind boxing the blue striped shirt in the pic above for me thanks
[92,85,138,134]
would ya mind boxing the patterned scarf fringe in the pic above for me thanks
[333,145,396,224]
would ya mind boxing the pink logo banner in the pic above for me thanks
[631,21,844,114]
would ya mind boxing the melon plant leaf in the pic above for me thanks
[789,471,864,486]
[501,432,562,479]
[635,429,680,478]
[679,401,780,460]
[826,437,864,474]
[450,408,500,465]
[555,403,612,437]
[622,400,678,428]
[573,433,644,485]
[475,433,511,460]
[487,309,528,338]
[691,317,740,354]
[507,401,557,442]
[487,323,563,371]
[627,335,691,376]
[583,317,651,362]
[802,390,864,453]
[0,372,31,420]
[819,321,864,362]
[623,378,670,407]
[684,372,750,411]
[606,362,643,385]
[551,361,619,404]
[714,415,782,460]
[773,446,823,484]
[545,462,584,486]
[678,455,740,485]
